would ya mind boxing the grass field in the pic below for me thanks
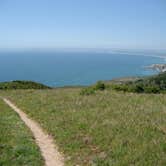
[0,99,44,166]
[2,88,166,165]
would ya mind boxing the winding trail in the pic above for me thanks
[3,98,64,166]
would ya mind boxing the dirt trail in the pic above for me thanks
[3,98,64,166]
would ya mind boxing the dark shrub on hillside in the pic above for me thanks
[94,81,105,91]
[129,85,144,93]
[144,86,160,93]
[111,84,129,92]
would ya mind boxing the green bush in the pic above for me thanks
[111,84,129,92]
[94,81,106,91]
[144,86,160,93]
[129,85,144,93]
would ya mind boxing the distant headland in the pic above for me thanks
[146,64,166,73]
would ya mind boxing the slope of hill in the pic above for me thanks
[2,89,166,165]
[110,72,166,93]
[0,81,51,90]
[1,73,166,165]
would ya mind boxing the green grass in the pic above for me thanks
[0,99,44,166]
[2,89,166,165]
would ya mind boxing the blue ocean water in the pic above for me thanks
[0,51,165,87]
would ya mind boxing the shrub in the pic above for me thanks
[144,86,160,93]
[129,85,144,93]
[111,84,129,92]
[94,81,106,91]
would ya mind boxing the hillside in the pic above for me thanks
[0,80,51,90]
[1,73,166,165]
[1,89,166,165]
[109,72,166,93]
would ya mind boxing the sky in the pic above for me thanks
[0,0,166,50]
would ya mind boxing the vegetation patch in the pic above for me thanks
[0,80,51,90]
[109,72,166,93]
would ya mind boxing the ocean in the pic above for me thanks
[0,51,165,87]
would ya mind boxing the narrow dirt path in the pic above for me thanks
[3,98,64,166]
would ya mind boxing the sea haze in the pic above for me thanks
[0,51,165,87]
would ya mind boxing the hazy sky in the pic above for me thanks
[0,0,165,50]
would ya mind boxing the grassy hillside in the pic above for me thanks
[108,72,166,93]
[2,89,166,165]
[0,80,51,90]
[0,99,44,166]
